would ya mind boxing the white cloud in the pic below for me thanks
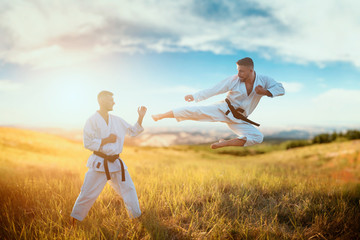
[311,88,360,123]
[313,88,360,106]
[282,82,303,93]
[254,88,360,127]
[1,0,360,68]
[0,80,22,91]
[256,0,360,67]
[151,85,199,94]
[7,45,97,69]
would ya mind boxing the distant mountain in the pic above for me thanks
[125,129,316,146]
[125,130,237,146]
[13,125,358,147]
[265,130,313,140]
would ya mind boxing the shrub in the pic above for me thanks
[286,140,312,149]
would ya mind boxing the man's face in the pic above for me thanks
[237,64,252,81]
[100,95,115,111]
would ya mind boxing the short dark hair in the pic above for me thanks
[97,90,113,102]
[236,57,254,68]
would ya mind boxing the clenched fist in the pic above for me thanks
[107,134,117,143]
[138,106,147,117]
[185,95,194,102]
[255,85,272,96]
[101,133,117,147]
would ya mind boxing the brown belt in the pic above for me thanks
[225,98,260,127]
[93,151,125,181]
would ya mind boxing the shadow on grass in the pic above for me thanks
[214,183,360,239]
[139,209,190,240]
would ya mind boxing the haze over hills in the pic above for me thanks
[7,125,358,147]
[127,127,354,146]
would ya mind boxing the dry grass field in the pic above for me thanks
[0,127,359,239]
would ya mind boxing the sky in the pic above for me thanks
[0,0,359,132]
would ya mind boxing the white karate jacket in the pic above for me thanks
[193,73,285,118]
[83,112,143,173]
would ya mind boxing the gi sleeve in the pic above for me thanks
[193,76,235,102]
[83,118,102,151]
[121,118,144,137]
[264,77,285,98]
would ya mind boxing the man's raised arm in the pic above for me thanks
[260,77,285,98]
[125,106,147,137]
[255,86,273,97]
[137,106,147,126]
[191,76,235,103]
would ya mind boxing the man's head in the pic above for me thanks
[236,57,254,81]
[97,90,115,111]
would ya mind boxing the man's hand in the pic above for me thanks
[255,85,272,97]
[101,133,117,147]
[185,94,194,102]
[107,134,117,143]
[137,106,147,126]
[138,106,147,118]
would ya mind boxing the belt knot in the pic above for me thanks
[93,151,125,181]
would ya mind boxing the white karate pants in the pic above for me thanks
[173,104,263,146]
[71,169,141,221]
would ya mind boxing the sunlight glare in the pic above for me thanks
[44,72,100,120]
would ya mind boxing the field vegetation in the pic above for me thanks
[0,127,359,239]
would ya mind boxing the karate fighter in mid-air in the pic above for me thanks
[152,57,285,149]
[70,91,146,226]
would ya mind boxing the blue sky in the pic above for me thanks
[0,0,359,132]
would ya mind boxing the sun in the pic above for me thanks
[44,72,100,118]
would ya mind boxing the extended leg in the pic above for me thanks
[71,170,107,221]
[152,111,174,121]
[154,104,228,123]
[108,170,141,218]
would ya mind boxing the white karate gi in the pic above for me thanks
[173,73,285,146]
[71,112,143,221]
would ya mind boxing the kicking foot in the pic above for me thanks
[210,139,225,149]
[151,114,161,122]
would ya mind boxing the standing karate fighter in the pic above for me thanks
[152,57,285,149]
[70,91,146,226]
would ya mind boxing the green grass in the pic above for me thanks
[0,127,359,239]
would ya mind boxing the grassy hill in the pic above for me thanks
[0,127,359,239]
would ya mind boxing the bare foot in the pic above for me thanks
[152,114,161,122]
[70,216,77,227]
[210,139,225,149]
